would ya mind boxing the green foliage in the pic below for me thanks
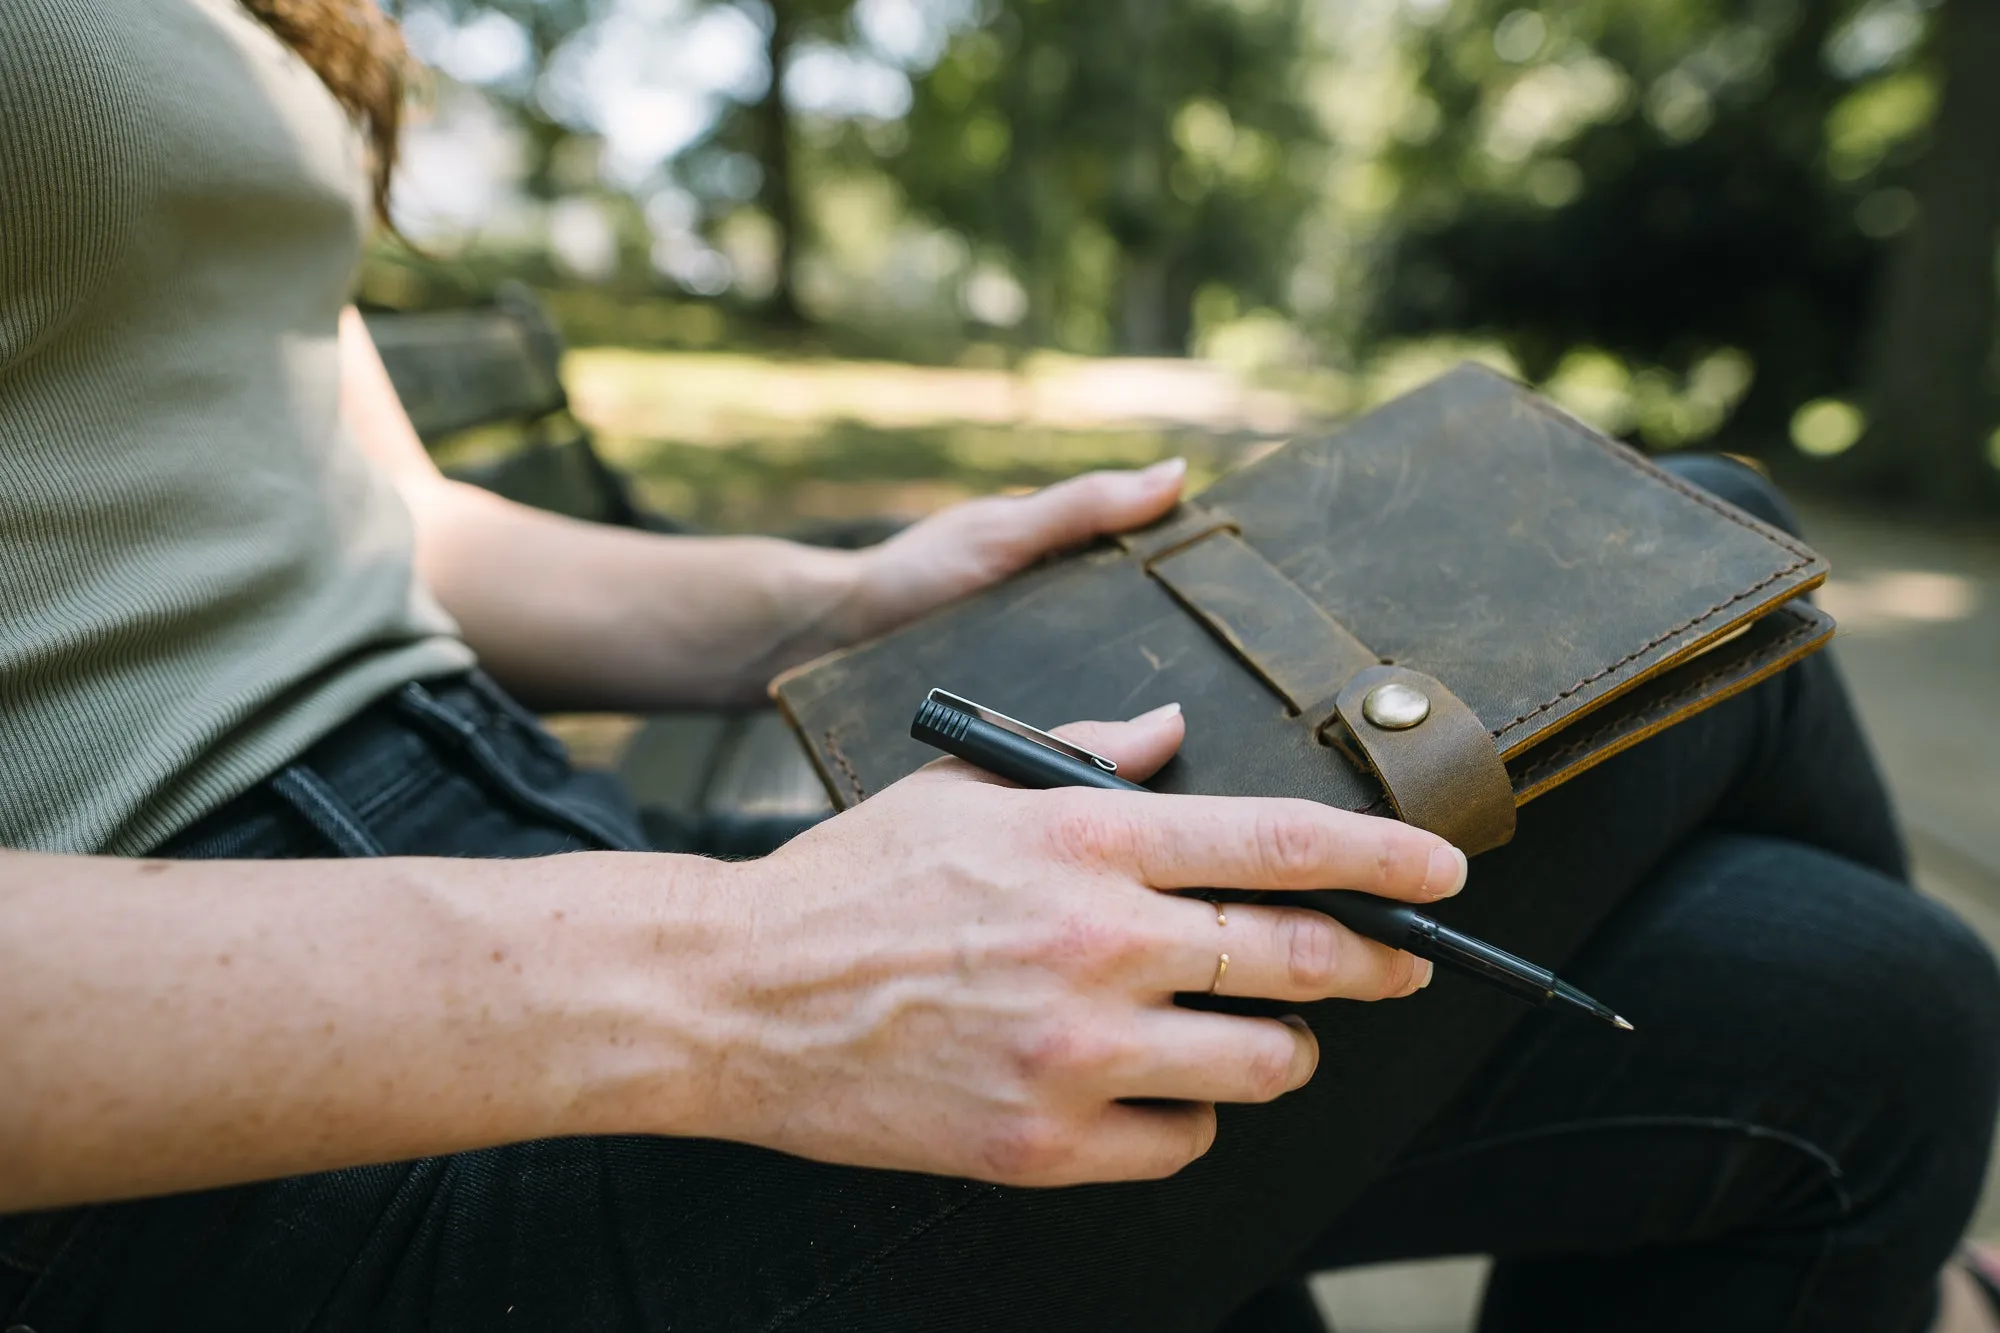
[1369,0,1943,454]
[875,0,1324,353]
[383,0,1997,504]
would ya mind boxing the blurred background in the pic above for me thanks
[365,0,1999,1325]
[370,0,2000,520]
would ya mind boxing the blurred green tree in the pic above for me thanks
[877,0,1323,354]
[725,0,857,327]
[1370,0,1998,508]
[1846,0,2000,510]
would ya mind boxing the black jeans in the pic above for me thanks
[5,469,1997,1333]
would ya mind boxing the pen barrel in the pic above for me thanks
[1419,923,1558,1006]
[908,693,1601,1020]
[1297,890,1420,951]
[1299,892,1557,1006]
[911,700,1145,792]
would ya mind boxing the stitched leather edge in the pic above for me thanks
[1509,614,1826,799]
[824,730,868,804]
[1489,559,1809,738]
[1482,392,1820,742]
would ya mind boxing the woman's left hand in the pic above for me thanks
[833,457,1186,644]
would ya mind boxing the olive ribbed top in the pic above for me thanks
[0,0,473,854]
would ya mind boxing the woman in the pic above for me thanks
[2,2,1996,1330]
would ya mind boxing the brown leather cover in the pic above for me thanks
[771,364,1832,851]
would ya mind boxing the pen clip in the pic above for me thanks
[926,688,1120,774]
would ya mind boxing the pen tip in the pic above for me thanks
[1613,1015,1635,1032]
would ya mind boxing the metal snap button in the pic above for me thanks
[1362,682,1431,730]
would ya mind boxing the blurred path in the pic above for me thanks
[1807,502,2000,1250]
[1805,504,2000,901]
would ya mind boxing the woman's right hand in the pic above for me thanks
[653,704,1467,1187]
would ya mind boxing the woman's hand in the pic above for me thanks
[830,458,1188,646]
[663,704,1466,1187]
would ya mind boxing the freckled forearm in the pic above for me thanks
[0,848,727,1211]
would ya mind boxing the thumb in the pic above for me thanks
[1049,703,1186,782]
[995,458,1187,563]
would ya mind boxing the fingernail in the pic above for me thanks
[1425,845,1468,899]
[1144,457,1187,482]
[1414,958,1435,991]
[1129,701,1182,724]
[1280,1014,1319,1088]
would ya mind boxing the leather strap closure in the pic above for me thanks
[1327,664,1517,854]
[1149,531,1378,715]
[1124,505,1519,853]
[1117,501,1242,566]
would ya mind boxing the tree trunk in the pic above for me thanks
[751,0,805,328]
[1117,246,1175,354]
[1851,0,2000,510]
[1112,0,1178,355]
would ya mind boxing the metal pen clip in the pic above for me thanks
[926,688,1120,774]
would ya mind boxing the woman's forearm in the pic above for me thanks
[337,304,1185,712]
[404,478,865,710]
[335,308,866,710]
[0,848,725,1212]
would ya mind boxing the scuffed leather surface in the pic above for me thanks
[1149,529,1377,716]
[772,364,1830,838]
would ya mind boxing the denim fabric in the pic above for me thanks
[5,465,1999,1333]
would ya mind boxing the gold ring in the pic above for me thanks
[1214,902,1228,929]
[1208,951,1230,995]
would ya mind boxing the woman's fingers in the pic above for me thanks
[1155,898,1431,1003]
[1008,1099,1219,1187]
[1052,791,1467,903]
[961,461,1188,571]
[915,706,1188,787]
[1110,1011,1328,1109]
[1047,708,1185,782]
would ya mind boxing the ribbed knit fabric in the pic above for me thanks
[0,0,473,854]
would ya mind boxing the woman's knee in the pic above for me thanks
[1590,834,2000,1119]
[1654,453,1805,538]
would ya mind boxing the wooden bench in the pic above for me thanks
[363,286,833,854]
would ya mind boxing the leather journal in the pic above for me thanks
[771,363,1833,854]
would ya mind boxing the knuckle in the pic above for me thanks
[1013,1018,1120,1082]
[1132,1107,1217,1182]
[1256,806,1331,884]
[1172,1105,1220,1174]
[974,498,1030,545]
[1048,800,1136,867]
[1369,948,1420,1001]
[1372,828,1428,893]
[1014,1021,1083,1080]
[1241,1038,1298,1102]
[1282,913,1341,993]
[1040,911,1146,977]
[980,1113,1075,1184]
[1191,1104,1220,1157]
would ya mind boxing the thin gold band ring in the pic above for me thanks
[1209,901,1229,994]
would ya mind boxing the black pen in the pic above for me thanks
[912,688,1632,1031]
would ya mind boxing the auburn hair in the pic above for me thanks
[238,0,411,223]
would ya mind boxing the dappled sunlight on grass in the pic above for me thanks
[433,341,1674,536]
[562,348,1311,445]
[545,348,1328,533]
